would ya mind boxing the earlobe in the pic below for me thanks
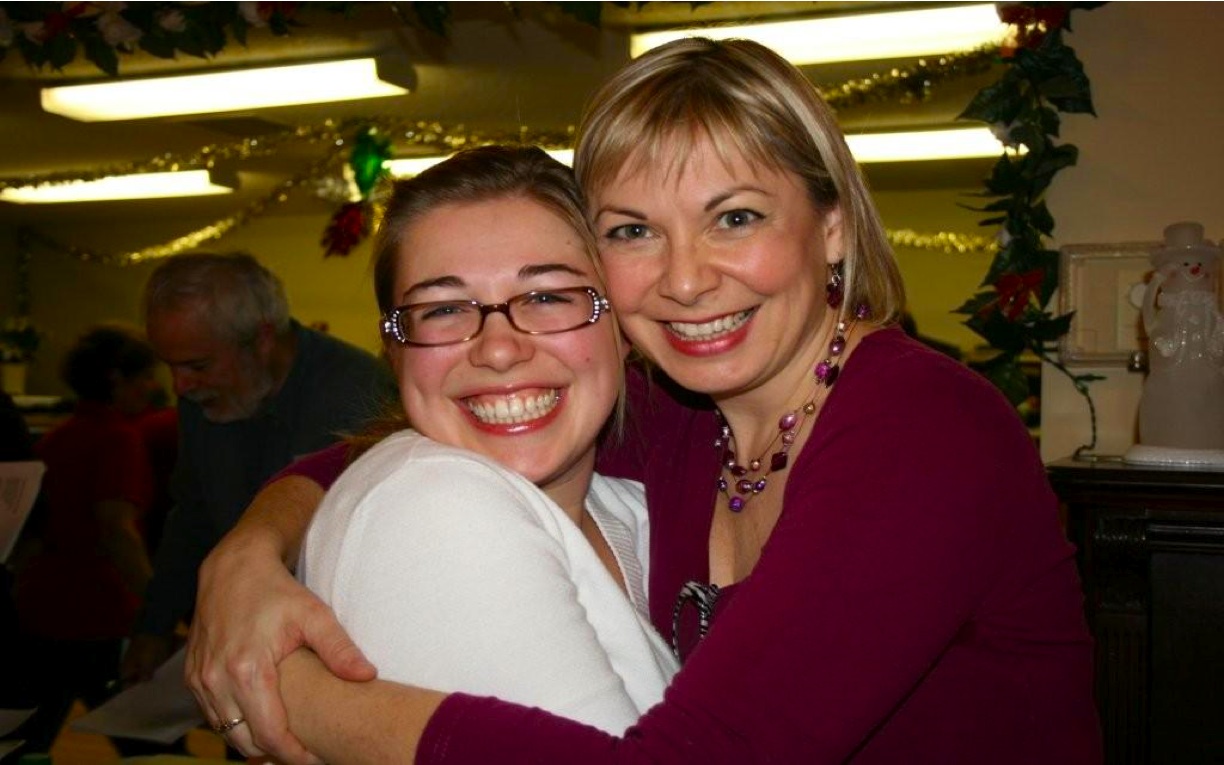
[823,206,846,265]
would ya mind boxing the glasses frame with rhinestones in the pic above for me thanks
[381,286,610,347]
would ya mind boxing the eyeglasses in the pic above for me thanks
[381,286,611,347]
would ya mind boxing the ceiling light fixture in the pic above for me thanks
[41,56,411,122]
[0,170,235,204]
[387,150,575,179]
[845,127,1011,163]
[385,129,1007,178]
[630,4,1007,64]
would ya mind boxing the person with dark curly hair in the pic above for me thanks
[12,323,162,755]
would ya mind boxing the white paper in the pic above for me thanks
[0,708,34,739]
[0,708,34,763]
[71,648,204,744]
[0,461,44,565]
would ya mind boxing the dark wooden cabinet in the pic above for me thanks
[1047,459,1224,765]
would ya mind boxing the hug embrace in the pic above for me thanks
[187,37,1102,764]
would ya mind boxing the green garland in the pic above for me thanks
[0,2,614,75]
[956,2,1103,451]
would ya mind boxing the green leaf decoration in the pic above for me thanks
[558,2,604,27]
[954,292,998,317]
[83,37,120,77]
[958,3,1101,447]
[983,356,1034,407]
[350,128,393,197]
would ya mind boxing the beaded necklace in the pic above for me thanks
[716,302,869,513]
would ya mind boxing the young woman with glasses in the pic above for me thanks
[221,145,677,744]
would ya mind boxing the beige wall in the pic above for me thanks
[1042,2,1224,461]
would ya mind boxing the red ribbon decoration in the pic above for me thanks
[321,202,369,258]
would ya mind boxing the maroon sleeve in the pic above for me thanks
[268,441,349,490]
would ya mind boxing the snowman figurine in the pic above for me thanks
[1126,222,1224,465]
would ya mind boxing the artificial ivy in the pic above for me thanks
[0,2,643,75]
[956,2,1104,449]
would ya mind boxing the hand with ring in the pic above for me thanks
[185,478,377,765]
[212,717,246,735]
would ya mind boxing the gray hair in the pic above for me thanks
[143,251,291,344]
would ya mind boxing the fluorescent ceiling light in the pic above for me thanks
[630,4,1007,64]
[846,127,1009,163]
[41,57,410,121]
[387,131,1003,178]
[0,170,234,204]
[387,150,575,178]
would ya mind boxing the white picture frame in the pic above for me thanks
[1058,242,1159,365]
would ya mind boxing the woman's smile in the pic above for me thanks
[463,388,562,430]
[662,308,757,356]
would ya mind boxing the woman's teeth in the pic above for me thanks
[668,309,754,340]
[467,390,559,425]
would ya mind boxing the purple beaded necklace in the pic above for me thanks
[716,302,869,513]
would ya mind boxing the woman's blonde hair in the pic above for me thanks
[574,37,905,324]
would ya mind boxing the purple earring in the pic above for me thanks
[826,262,844,308]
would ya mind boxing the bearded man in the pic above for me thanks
[123,251,392,684]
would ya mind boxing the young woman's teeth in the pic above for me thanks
[668,310,753,340]
[468,391,559,425]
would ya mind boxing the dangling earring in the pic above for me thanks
[826,261,845,308]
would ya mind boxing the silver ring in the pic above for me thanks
[212,716,246,734]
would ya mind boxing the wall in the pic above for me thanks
[1042,2,1224,461]
[874,187,993,351]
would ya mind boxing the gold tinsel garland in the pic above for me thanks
[821,47,998,110]
[21,144,350,266]
[11,49,1002,266]
[887,229,998,256]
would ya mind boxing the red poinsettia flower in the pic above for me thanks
[997,3,1069,58]
[37,3,87,42]
[256,2,300,22]
[992,269,1045,320]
